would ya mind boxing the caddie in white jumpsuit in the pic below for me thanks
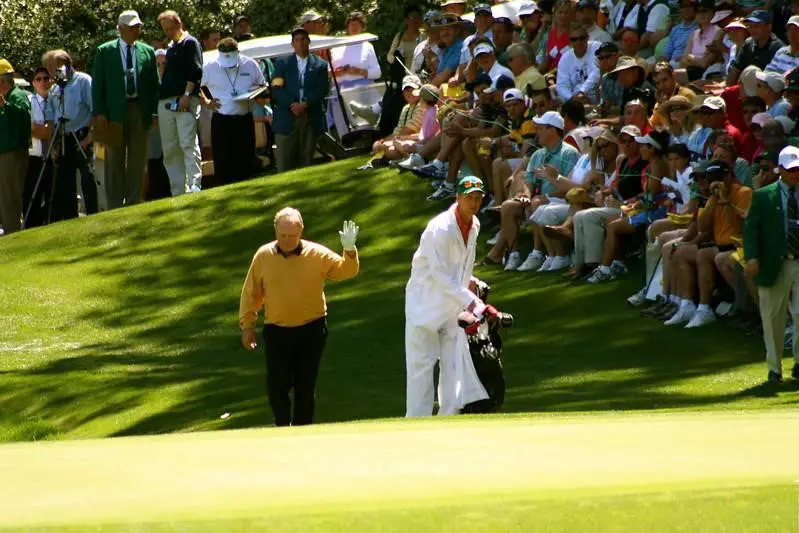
[405,176,491,416]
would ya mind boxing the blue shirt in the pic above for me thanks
[438,39,464,74]
[687,126,711,161]
[663,21,699,61]
[768,98,792,118]
[45,71,93,132]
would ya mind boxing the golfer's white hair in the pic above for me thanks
[273,207,304,227]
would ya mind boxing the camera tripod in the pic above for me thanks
[24,88,98,228]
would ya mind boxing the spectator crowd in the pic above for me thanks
[2,0,799,383]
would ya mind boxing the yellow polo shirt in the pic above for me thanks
[239,240,359,328]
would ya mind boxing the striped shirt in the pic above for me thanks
[765,46,799,74]
[525,140,580,197]
[392,102,423,136]
[663,21,699,62]
[687,126,712,161]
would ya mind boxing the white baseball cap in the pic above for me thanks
[755,70,786,94]
[751,112,771,128]
[518,2,540,16]
[634,134,663,150]
[533,111,565,130]
[779,145,799,170]
[739,65,761,97]
[619,125,642,138]
[787,15,799,27]
[699,96,726,111]
[402,75,421,90]
[711,10,733,25]
[503,88,524,103]
[474,43,495,56]
[118,10,143,27]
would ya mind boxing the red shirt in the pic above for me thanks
[739,132,760,162]
[721,85,746,133]
[546,26,570,68]
[455,206,472,245]
[723,120,745,156]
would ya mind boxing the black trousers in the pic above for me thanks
[51,128,97,221]
[211,112,255,186]
[262,318,328,427]
[146,157,172,200]
[22,155,52,228]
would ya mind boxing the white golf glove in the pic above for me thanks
[339,220,359,250]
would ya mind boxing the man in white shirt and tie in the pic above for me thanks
[200,38,265,186]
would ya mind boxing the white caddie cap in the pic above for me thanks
[503,88,524,103]
[779,145,799,170]
[532,111,565,130]
[474,43,495,56]
[619,125,642,138]
[751,112,771,128]
[755,70,786,94]
[118,10,143,27]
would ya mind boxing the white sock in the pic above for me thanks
[669,295,680,305]
[432,159,445,169]
[697,304,712,313]
[599,265,612,274]
[532,249,545,259]
[680,299,696,310]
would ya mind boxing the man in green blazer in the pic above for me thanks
[744,145,799,384]
[92,10,159,209]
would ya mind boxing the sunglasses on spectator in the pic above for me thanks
[34,76,50,82]
[569,35,588,42]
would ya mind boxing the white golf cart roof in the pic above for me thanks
[203,32,379,63]
[461,0,528,24]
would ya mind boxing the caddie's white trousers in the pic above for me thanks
[405,323,459,417]
[158,97,202,196]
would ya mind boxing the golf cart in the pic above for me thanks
[201,32,384,163]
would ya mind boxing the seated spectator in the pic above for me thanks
[541,0,575,72]
[594,56,656,127]
[471,42,514,85]
[751,118,790,169]
[764,15,799,74]
[387,6,424,67]
[519,2,545,45]
[628,0,671,58]
[561,98,591,153]
[570,125,647,278]
[555,22,601,104]
[394,85,444,171]
[576,0,611,43]
[430,14,465,87]
[487,88,536,205]
[587,130,671,283]
[624,99,652,134]
[679,0,722,81]
[666,160,752,328]
[660,95,696,145]
[507,43,546,95]
[661,0,699,68]
[487,111,580,270]
[492,16,515,66]
[708,131,750,186]
[722,19,750,78]
[650,62,695,129]
[739,96,767,162]
[608,0,637,38]
[409,11,442,75]
[727,10,784,85]
[720,64,760,133]
[371,76,424,162]
[696,95,744,156]
[619,27,642,59]
[595,42,623,117]
[755,71,791,118]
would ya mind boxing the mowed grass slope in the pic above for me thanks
[0,159,797,442]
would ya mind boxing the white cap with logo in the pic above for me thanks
[474,43,495,56]
[532,111,565,130]
[118,10,143,27]
[779,146,799,170]
[503,88,524,103]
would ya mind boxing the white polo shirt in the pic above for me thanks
[486,60,513,84]
[29,93,48,157]
[201,54,266,116]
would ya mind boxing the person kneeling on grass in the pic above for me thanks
[665,161,752,328]
[587,131,671,284]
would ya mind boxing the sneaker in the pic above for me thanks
[664,305,695,326]
[656,303,680,321]
[685,308,716,328]
[536,256,554,272]
[504,250,523,271]
[414,162,447,180]
[640,299,669,318]
[397,153,425,170]
[516,252,545,272]
[427,184,455,201]
[486,230,501,246]
[627,288,648,307]
[586,267,614,284]
[610,262,628,277]
[350,101,379,123]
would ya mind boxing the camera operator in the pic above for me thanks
[43,49,95,221]
[24,67,53,228]
[0,59,31,235]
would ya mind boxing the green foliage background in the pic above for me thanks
[0,0,434,76]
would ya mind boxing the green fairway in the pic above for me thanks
[0,159,798,443]
[0,412,797,531]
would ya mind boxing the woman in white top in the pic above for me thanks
[679,2,722,81]
[329,12,382,130]
[23,67,53,228]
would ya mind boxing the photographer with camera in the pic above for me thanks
[0,59,31,235]
[43,49,96,221]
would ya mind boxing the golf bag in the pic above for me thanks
[377,50,410,138]
[458,279,514,414]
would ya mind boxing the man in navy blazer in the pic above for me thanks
[271,28,330,172]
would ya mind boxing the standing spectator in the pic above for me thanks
[145,49,171,201]
[157,10,204,196]
[200,28,221,52]
[727,10,784,85]
[232,14,254,41]
[298,11,328,36]
[765,16,799,75]
[555,22,601,104]
[200,38,266,186]
[239,209,360,426]
[661,0,698,68]
[0,59,30,235]
[744,145,799,384]
[756,71,791,118]
[507,43,546,95]
[44,50,95,221]
[23,67,52,228]
[387,6,425,67]
[271,27,330,172]
[93,10,159,209]
[575,0,612,43]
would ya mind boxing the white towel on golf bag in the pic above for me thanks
[453,327,489,410]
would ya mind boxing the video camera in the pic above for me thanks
[53,65,69,88]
